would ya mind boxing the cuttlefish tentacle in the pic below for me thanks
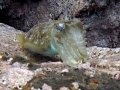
[17,19,87,67]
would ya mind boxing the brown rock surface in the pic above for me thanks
[0,0,119,47]
[0,23,120,90]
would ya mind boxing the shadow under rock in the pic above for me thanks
[11,52,62,70]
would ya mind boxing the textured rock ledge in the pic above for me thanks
[0,23,120,90]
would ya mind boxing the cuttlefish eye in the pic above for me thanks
[54,23,65,32]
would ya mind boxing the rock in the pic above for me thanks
[42,83,52,90]
[0,23,120,89]
[0,0,120,47]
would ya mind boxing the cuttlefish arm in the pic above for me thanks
[17,19,87,67]
[51,19,87,67]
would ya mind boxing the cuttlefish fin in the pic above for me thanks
[16,33,25,47]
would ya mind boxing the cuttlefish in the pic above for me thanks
[17,19,87,67]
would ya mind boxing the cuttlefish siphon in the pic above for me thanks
[17,19,87,67]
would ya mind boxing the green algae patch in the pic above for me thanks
[21,69,120,90]
[27,69,88,89]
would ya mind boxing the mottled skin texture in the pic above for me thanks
[17,19,87,67]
